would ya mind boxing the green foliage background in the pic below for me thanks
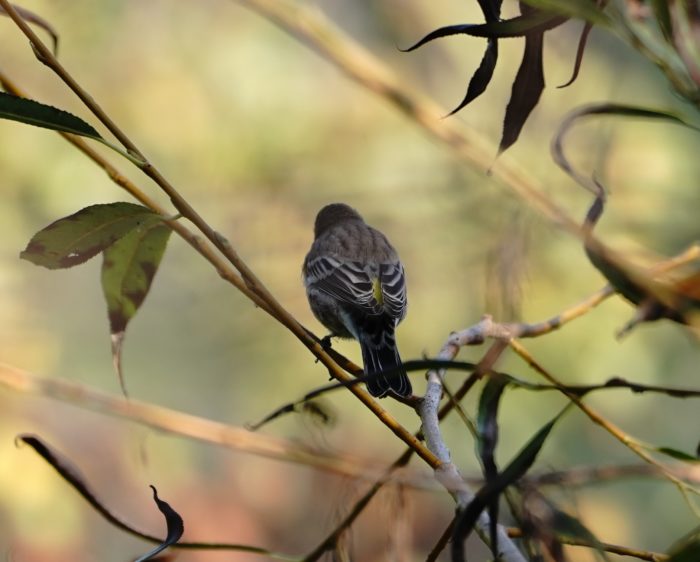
[0,1,698,560]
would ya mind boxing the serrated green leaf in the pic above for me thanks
[0,91,101,139]
[20,203,159,269]
[101,222,170,395]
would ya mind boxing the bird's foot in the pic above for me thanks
[314,335,335,365]
[320,334,334,351]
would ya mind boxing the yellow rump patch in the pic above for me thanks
[372,278,383,304]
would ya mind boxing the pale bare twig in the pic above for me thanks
[420,335,526,562]
[0,363,429,486]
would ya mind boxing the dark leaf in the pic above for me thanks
[656,447,700,463]
[401,10,566,51]
[558,0,611,89]
[581,195,700,334]
[445,0,502,114]
[553,103,700,195]
[549,504,610,561]
[477,376,508,477]
[16,434,156,538]
[16,434,284,557]
[133,486,184,562]
[650,0,673,42]
[448,39,498,115]
[476,0,503,22]
[451,407,569,562]
[668,528,700,562]
[520,490,610,561]
[20,203,159,269]
[0,4,59,54]
[101,222,171,395]
[558,20,594,88]
[476,376,509,559]
[400,24,477,52]
[0,91,100,139]
[498,7,546,154]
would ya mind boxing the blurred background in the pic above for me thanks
[0,0,698,560]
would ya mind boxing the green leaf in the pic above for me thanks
[0,92,146,165]
[477,376,509,474]
[668,528,700,562]
[550,506,610,561]
[0,91,101,139]
[656,447,700,463]
[101,222,170,333]
[101,222,171,395]
[521,0,609,24]
[20,203,159,269]
[476,375,508,559]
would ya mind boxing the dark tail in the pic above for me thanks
[359,328,412,398]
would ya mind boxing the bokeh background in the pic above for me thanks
[0,1,698,560]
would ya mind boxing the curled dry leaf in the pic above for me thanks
[0,3,59,54]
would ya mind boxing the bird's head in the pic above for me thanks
[314,203,363,238]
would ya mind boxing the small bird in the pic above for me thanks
[303,203,412,398]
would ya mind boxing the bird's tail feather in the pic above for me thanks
[359,333,412,398]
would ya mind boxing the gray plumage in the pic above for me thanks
[302,203,411,398]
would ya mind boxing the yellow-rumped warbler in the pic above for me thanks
[303,203,412,398]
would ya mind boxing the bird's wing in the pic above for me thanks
[379,262,407,323]
[305,255,382,316]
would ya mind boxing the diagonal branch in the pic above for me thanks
[0,9,437,466]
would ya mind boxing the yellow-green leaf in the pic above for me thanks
[20,203,159,269]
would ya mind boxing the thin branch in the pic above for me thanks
[425,517,455,562]
[506,527,669,561]
[526,463,700,487]
[507,375,700,399]
[0,363,426,485]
